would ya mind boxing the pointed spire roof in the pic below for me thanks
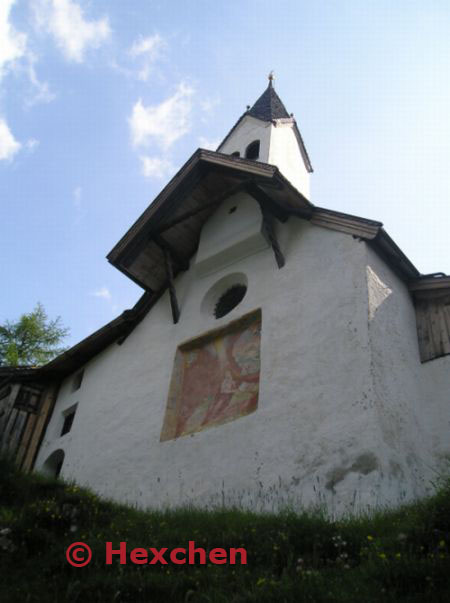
[246,79,291,121]
[216,75,312,173]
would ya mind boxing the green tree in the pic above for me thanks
[0,303,69,367]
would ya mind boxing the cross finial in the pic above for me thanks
[268,70,274,86]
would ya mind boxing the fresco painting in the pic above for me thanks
[160,310,261,441]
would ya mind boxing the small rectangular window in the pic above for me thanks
[61,405,77,436]
[72,370,84,392]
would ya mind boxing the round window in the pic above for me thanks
[200,273,248,319]
[214,284,247,318]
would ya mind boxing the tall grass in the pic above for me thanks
[1,456,450,602]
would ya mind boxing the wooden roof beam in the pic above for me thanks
[154,179,252,235]
[244,182,289,222]
[120,180,252,272]
[153,234,189,272]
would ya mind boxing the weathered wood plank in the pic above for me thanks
[415,295,450,362]
[16,413,37,469]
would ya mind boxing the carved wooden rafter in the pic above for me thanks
[161,245,180,324]
[121,180,252,272]
[245,183,286,269]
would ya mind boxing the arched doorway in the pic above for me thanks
[41,449,65,478]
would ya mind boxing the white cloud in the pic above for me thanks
[0,0,27,80]
[25,138,39,151]
[140,155,175,180]
[25,56,56,106]
[0,118,21,161]
[73,185,82,207]
[34,0,111,63]
[198,136,220,151]
[200,96,220,115]
[129,34,166,82]
[0,3,54,107]
[200,96,220,124]
[91,287,111,300]
[129,83,194,150]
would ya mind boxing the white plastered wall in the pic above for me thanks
[218,115,272,161]
[217,115,310,199]
[362,249,439,505]
[419,356,450,472]
[195,192,268,276]
[35,206,449,516]
[364,248,450,492]
[267,122,310,199]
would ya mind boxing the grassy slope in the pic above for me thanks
[1,458,450,602]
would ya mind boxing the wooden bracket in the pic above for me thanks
[261,208,285,269]
[244,182,289,222]
[162,246,180,324]
[242,182,286,268]
[154,234,189,272]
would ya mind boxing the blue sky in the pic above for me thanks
[1,0,449,348]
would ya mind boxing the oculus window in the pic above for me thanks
[214,285,247,318]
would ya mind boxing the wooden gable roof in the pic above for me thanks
[7,144,450,381]
[107,148,313,292]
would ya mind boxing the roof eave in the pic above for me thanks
[107,148,313,272]
[370,228,421,282]
[0,290,159,384]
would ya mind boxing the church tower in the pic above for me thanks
[217,74,313,199]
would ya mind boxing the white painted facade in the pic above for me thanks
[218,115,310,199]
[35,208,450,515]
[34,88,450,516]
[195,191,269,277]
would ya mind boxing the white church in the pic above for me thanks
[1,78,450,515]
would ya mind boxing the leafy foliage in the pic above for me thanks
[0,303,69,366]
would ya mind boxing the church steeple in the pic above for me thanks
[246,76,291,121]
[216,76,312,199]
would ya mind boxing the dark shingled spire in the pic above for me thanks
[246,80,290,121]
[216,77,312,173]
